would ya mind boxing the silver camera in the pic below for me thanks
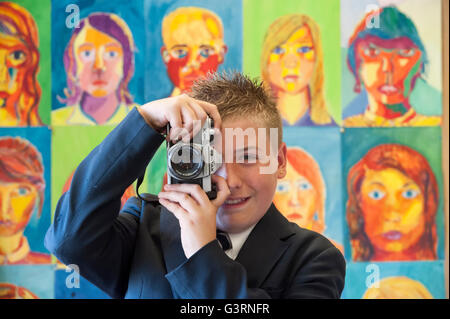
[166,117,222,200]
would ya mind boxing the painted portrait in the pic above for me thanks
[278,127,344,253]
[342,2,442,127]
[261,14,335,126]
[52,12,136,125]
[161,6,228,96]
[0,132,51,265]
[0,264,54,298]
[0,1,43,126]
[273,146,343,253]
[144,0,242,101]
[341,261,446,299]
[346,143,439,261]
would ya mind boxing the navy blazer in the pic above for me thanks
[45,108,346,299]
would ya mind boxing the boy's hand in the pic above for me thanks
[138,94,221,142]
[157,175,231,259]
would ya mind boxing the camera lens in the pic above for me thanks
[168,144,203,179]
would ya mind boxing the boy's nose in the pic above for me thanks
[216,163,242,189]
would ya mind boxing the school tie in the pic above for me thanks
[216,230,232,251]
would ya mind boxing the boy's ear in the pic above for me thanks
[277,142,287,179]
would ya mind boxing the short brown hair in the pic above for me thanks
[189,71,282,145]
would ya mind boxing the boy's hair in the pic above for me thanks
[189,71,283,145]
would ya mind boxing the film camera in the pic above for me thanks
[166,116,222,200]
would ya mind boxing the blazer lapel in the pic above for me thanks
[159,207,187,273]
[236,203,295,288]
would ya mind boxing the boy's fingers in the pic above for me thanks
[163,184,208,205]
[210,175,230,207]
[158,190,200,212]
[195,100,221,130]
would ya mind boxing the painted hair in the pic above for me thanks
[286,147,326,233]
[346,144,438,261]
[161,6,224,45]
[347,6,428,93]
[0,2,42,125]
[59,12,135,106]
[260,14,331,125]
[0,137,45,217]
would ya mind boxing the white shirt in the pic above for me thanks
[221,224,256,260]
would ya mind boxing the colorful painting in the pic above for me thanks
[0,0,446,300]
[341,0,442,127]
[51,0,145,125]
[277,127,344,253]
[0,265,54,298]
[0,128,51,265]
[144,0,242,100]
[342,127,444,262]
[244,0,342,125]
[342,260,446,299]
[0,0,51,126]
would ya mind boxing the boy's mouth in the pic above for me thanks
[223,196,250,209]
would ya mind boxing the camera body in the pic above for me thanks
[166,117,222,200]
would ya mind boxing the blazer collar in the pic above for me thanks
[236,203,295,287]
[160,203,295,287]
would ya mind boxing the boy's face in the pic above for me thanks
[214,117,287,233]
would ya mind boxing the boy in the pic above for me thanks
[45,72,345,298]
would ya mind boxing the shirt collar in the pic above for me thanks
[223,224,257,260]
[0,236,30,265]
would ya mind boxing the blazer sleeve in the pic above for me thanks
[284,245,346,299]
[165,239,346,299]
[44,107,165,299]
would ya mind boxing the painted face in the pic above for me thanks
[0,31,30,123]
[73,23,124,98]
[267,25,315,94]
[359,168,425,254]
[273,161,317,229]
[161,17,226,92]
[356,35,422,106]
[0,182,38,236]
[214,118,286,233]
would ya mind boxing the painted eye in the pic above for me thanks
[276,182,290,193]
[363,46,380,58]
[297,46,312,54]
[402,189,420,199]
[104,50,118,60]
[398,48,416,57]
[199,47,214,58]
[272,46,285,55]
[80,49,95,62]
[368,189,385,200]
[172,49,188,59]
[13,187,30,197]
[8,50,26,66]
[297,180,312,190]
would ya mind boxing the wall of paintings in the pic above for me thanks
[0,0,447,299]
